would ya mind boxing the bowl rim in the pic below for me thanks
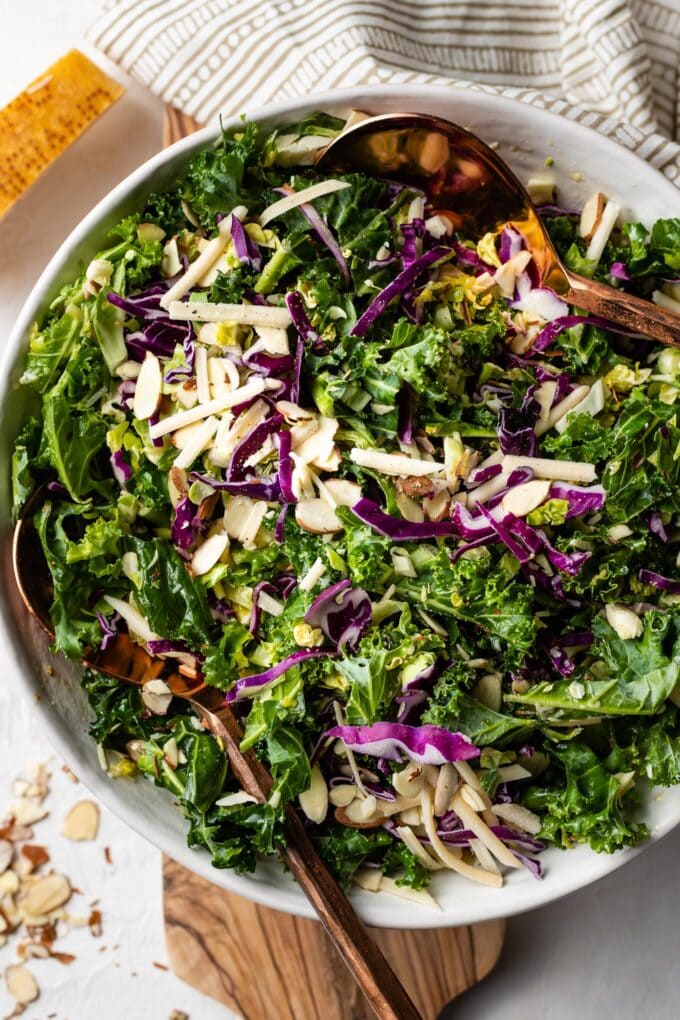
[2,81,679,929]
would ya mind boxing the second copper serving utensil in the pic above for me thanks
[316,112,680,348]
[12,498,422,1020]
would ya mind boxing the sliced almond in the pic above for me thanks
[10,800,47,827]
[298,765,329,824]
[275,400,315,423]
[497,764,532,783]
[23,873,72,917]
[491,802,542,835]
[163,737,179,771]
[433,764,459,817]
[62,801,100,842]
[0,840,12,876]
[168,466,188,508]
[353,867,383,892]
[328,784,357,808]
[0,870,19,896]
[323,478,362,507]
[223,497,267,549]
[191,532,229,576]
[161,237,182,277]
[604,603,642,640]
[335,801,388,829]
[5,964,39,1006]
[20,845,50,872]
[396,806,422,826]
[394,491,425,524]
[295,416,338,467]
[501,479,552,518]
[295,498,342,534]
[396,475,434,498]
[378,874,442,908]
[133,352,162,421]
[472,673,503,713]
[22,942,50,959]
[392,764,425,799]
[423,489,450,522]
[579,191,606,242]
[141,678,173,716]
[174,381,199,409]
[125,739,146,762]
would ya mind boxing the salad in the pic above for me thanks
[13,112,680,904]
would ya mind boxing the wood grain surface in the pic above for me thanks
[164,856,505,1020]
[163,105,203,146]
[161,101,505,1019]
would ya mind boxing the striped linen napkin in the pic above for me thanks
[89,0,680,184]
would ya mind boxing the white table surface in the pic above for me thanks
[1,6,679,1019]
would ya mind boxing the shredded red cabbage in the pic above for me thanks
[549,482,606,518]
[285,291,322,348]
[648,511,669,544]
[324,722,479,765]
[230,215,263,271]
[639,569,680,594]
[532,313,642,354]
[226,414,283,482]
[171,496,209,551]
[225,648,336,703]
[396,385,416,445]
[97,611,121,650]
[609,261,631,281]
[499,225,524,263]
[350,246,453,338]
[110,450,132,486]
[304,579,372,653]
[498,406,539,457]
[242,348,294,376]
[451,240,493,275]
[351,497,460,540]
[273,429,296,503]
[395,661,442,724]
[189,471,282,502]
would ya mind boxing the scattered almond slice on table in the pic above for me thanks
[0,763,108,1016]
[62,801,100,842]
[0,50,124,219]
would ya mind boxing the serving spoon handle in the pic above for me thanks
[11,510,421,1020]
[564,271,680,349]
[192,691,423,1020]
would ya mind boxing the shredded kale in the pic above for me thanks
[14,111,680,890]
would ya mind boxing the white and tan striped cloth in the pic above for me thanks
[89,0,680,184]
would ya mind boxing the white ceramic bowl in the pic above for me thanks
[2,84,679,929]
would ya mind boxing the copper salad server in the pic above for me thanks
[316,112,680,348]
[12,498,422,1020]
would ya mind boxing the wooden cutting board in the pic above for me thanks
[161,105,505,1019]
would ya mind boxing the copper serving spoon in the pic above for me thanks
[12,500,421,1020]
[316,112,680,348]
